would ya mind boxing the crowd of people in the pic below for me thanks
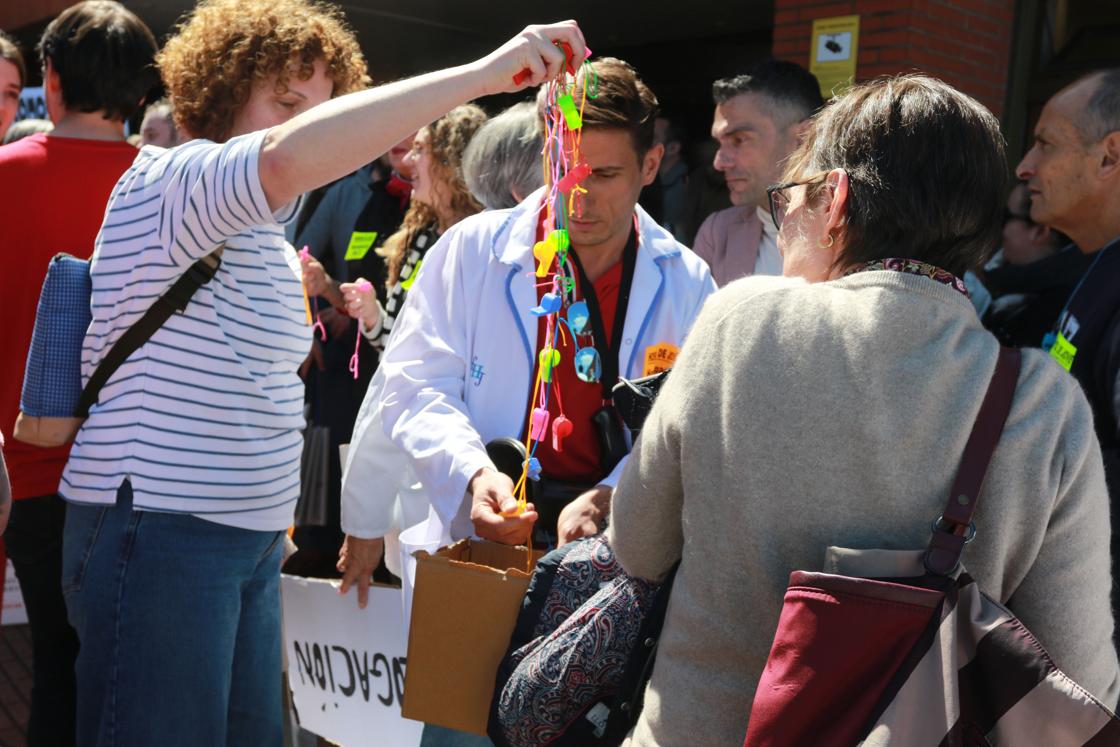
[1,0,1119,745]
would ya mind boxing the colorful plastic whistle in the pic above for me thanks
[538,347,561,382]
[551,415,573,452]
[557,94,582,130]
[556,162,592,193]
[550,229,570,254]
[533,240,557,278]
[530,407,550,441]
[525,457,542,482]
[299,246,311,262]
[357,280,372,292]
[530,292,562,317]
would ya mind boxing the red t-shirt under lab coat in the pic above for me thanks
[532,216,625,485]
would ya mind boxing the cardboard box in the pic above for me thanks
[402,539,542,735]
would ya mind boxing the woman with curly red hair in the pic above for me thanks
[57,0,585,741]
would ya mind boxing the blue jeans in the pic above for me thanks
[62,482,284,746]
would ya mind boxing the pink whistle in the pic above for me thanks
[552,415,573,451]
[299,246,311,261]
[530,407,550,441]
[357,280,372,292]
[556,162,592,193]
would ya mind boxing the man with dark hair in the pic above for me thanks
[695,58,823,286]
[1017,68,1120,629]
[982,183,1090,347]
[339,58,715,612]
[653,114,690,242]
[0,2,157,743]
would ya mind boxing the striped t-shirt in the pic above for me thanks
[61,131,310,532]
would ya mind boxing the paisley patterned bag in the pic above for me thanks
[488,534,676,747]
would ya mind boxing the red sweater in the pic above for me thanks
[0,134,139,500]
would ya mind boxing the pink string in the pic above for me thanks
[310,297,327,342]
[348,280,373,380]
[349,328,361,380]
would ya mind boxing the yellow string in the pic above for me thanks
[300,280,312,324]
[504,364,543,517]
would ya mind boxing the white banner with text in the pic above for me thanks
[281,575,422,747]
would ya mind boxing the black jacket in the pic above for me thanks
[982,246,1092,348]
[1043,237,1120,636]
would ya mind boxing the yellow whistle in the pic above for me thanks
[534,239,557,277]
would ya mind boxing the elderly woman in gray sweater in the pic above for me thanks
[607,75,1120,746]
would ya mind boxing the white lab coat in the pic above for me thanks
[340,189,716,558]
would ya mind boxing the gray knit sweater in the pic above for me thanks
[608,271,1120,747]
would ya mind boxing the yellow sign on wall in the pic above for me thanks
[810,15,861,99]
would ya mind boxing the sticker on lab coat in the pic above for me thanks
[643,342,679,376]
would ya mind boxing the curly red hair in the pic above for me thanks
[157,0,370,142]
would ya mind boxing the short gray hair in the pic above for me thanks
[1079,68,1120,143]
[144,97,174,119]
[462,102,543,210]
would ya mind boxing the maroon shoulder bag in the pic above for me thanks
[744,347,1120,746]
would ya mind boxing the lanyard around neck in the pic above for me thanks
[567,224,639,400]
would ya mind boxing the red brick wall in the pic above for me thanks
[773,0,1015,118]
[0,0,73,34]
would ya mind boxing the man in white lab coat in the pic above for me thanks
[337,58,716,605]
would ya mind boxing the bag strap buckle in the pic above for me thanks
[923,347,1020,576]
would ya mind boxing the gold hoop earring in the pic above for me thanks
[819,233,834,249]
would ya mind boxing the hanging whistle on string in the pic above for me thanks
[557,162,591,193]
[557,94,582,130]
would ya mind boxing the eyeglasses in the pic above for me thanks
[766,176,828,230]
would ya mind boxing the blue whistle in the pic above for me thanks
[525,457,542,482]
[531,292,562,317]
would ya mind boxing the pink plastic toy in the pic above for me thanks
[530,407,550,441]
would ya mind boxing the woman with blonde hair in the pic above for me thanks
[333,104,489,347]
[57,0,584,739]
[296,106,486,577]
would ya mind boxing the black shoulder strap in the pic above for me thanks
[601,560,680,743]
[924,346,1021,575]
[76,245,225,418]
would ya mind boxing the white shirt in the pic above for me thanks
[755,205,784,276]
[62,131,308,531]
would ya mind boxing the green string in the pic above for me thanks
[582,60,599,99]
